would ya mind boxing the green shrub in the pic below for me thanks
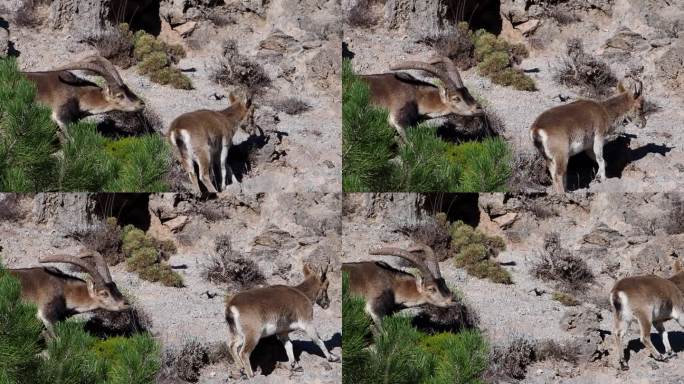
[342,59,399,192]
[133,31,191,89]
[396,125,460,191]
[0,262,43,383]
[447,137,512,192]
[0,58,58,192]
[451,221,511,284]
[342,272,372,384]
[122,226,183,287]
[419,331,488,384]
[472,30,535,91]
[103,134,171,192]
[92,335,160,384]
[59,122,118,191]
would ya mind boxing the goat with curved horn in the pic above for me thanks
[343,243,456,324]
[358,56,483,143]
[9,248,129,337]
[21,55,145,136]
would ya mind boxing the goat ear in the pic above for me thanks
[617,81,625,94]
[674,260,683,273]
[303,263,314,277]
[86,278,96,295]
[632,81,642,98]
[228,93,238,104]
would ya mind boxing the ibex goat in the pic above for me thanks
[530,79,645,193]
[225,262,339,377]
[167,93,255,194]
[360,56,484,143]
[342,243,456,324]
[8,248,129,337]
[611,260,684,370]
[22,55,145,133]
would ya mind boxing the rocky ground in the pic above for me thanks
[343,0,684,193]
[0,0,341,194]
[0,192,342,383]
[342,192,684,383]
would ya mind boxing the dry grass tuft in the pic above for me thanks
[555,38,617,98]
[211,40,270,92]
[532,232,594,293]
[271,97,312,115]
[203,235,266,290]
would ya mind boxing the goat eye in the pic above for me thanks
[453,96,461,102]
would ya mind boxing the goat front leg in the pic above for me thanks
[277,332,302,372]
[302,324,339,363]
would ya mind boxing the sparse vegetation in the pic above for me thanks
[14,0,47,28]
[342,59,512,192]
[211,40,270,92]
[82,217,124,265]
[552,292,580,306]
[203,235,265,290]
[398,213,452,261]
[272,97,312,115]
[532,232,594,293]
[0,261,161,384]
[424,22,477,69]
[555,38,618,98]
[88,23,136,68]
[122,225,183,287]
[342,272,488,384]
[472,29,535,91]
[0,58,171,192]
[486,337,581,381]
[132,31,191,89]
[451,221,511,284]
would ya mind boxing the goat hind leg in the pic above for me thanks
[303,323,339,362]
[635,311,664,361]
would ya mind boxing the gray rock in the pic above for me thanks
[656,40,684,91]
[49,0,112,40]
[32,193,97,236]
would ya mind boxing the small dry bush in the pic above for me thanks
[412,295,478,334]
[422,22,476,69]
[346,0,381,27]
[203,235,265,290]
[14,0,48,27]
[473,29,535,91]
[507,151,551,193]
[532,232,594,293]
[0,194,24,221]
[271,97,311,115]
[547,8,580,25]
[211,40,270,92]
[555,38,617,98]
[451,221,511,284]
[133,30,191,89]
[486,337,580,380]
[397,212,452,261]
[87,23,136,68]
[552,291,579,306]
[86,301,152,337]
[81,217,124,266]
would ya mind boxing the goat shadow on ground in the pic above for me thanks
[566,133,673,191]
[623,331,684,363]
[437,116,500,143]
[250,332,341,376]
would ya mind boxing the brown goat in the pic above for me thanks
[8,248,129,337]
[342,243,456,324]
[611,260,684,370]
[530,79,645,192]
[167,93,255,194]
[22,55,144,134]
[360,56,483,143]
[225,262,339,378]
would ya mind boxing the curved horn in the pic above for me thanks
[79,248,112,283]
[369,246,434,279]
[389,60,459,90]
[428,56,464,88]
[55,55,124,87]
[407,243,441,279]
[40,253,106,286]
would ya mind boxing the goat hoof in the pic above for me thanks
[328,354,340,363]
[619,361,629,371]
[652,353,666,362]
[290,363,303,373]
